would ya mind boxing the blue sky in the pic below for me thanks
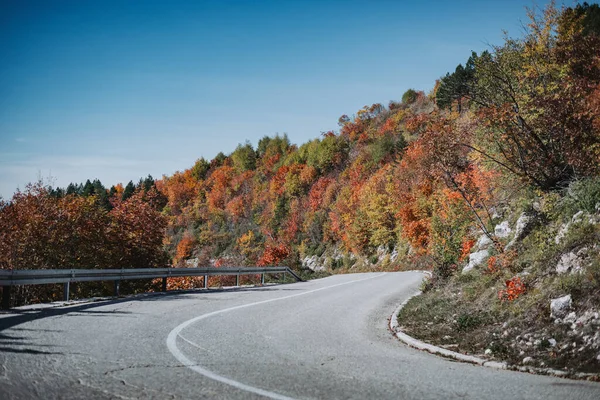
[0,0,550,198]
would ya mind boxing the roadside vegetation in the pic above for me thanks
[1,2,599,375]
[397,2,600,375]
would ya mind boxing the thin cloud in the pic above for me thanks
[0,154,156,199]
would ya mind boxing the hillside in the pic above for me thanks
[1,3,600,374]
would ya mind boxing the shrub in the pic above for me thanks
[402,88,419,104]
[563,177,600,215]
[498,277,526,302]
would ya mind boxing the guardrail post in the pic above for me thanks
[261,273,265,285]
[236,272,239,287]
[1,286,11,310]
[283,271,286,283]
[63,282,70,302]
[162,277,167,292]
[204,275,208,289]
[114,281,120,297]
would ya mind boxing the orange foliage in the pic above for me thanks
[226,196,246,220]
[397,203,430,252]
[206,165,235,211]
[379,118,397,135]
[257,244,290,266]
[113,183,124,197]
[159,169,200,215]
[498,277,526,302]
[174,234,195,265]
[308,177,333,211]
[282,199,303,243]
[404,113,428,134]
[299,165,318,186]
[487,256,499,274]
[270,166,290,196]
[459,238,476,262]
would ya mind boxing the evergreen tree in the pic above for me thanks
[231,141,257,172]
[211,152,227,168]
[436,52,478,112]
[109,185,118,199]
[92,179,111,210]
[191,158,210,180]
[82,180,95,197]
[122,181,135,201]
[66,183,81,196]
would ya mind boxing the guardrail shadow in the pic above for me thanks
[0,306,135,356]
[0,283,304,345]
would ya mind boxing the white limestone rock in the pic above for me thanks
[575,310,599,326]
[390,247,399,262]
[506,212,533,249]
[302,255,325,272]
[476,234,493,250]
[564,311,578,324]
[462,232,494,273]
[462,249,489,273]
[494,221,512,238]
[185,258,199,267]
[556,248,587,274]
[555,223,570,245]
[551,295,572,319]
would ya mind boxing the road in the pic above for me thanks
[1,271,599,399]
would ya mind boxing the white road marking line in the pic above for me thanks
[166,273,387,400]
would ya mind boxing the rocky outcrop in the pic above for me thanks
[555,211,598,245]
[463,249,490,273]
[185,258,199,267]
[556,248,588,274]
[494,221,512,238]
[302,255,325,272]
[462,233,493,273]
[506,212,535,249]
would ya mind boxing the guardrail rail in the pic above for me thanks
[0,266,303,310]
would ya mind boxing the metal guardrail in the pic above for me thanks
[0,266,303,310]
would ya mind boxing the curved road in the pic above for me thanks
[1,272,599,399]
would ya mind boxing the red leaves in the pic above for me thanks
[0,183,167,272]
[379,118,397,135]
[206,165,235,211]
[308,177,333,211]
[498,277,526,302]
[159,169,200,215]
[109,189,168,269]
[459,239,476,262]
[174,234,195,265]
[257,244,290,266]
[487,256,499,274]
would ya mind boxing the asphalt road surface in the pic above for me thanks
[1,271,599,399]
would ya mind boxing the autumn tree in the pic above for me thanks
[0,182,168,305]
[469,3,600,190]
